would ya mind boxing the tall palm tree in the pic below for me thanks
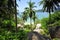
[39,0,60,39]
[27,0,37,30]
[22,0,36,30]
[14,0,17,32]
[39,0,60,23]
[9,0,20,32]
[8,0,15,30]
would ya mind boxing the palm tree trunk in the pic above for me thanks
[30,18,32,30]
[33,13,36,30]
[49,13,51,24]
[15,0,17,33]
[34,19,36,30]
[49,13,52,39]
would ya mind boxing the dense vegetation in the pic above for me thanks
[41,11,60,39]
[0,0,60,40]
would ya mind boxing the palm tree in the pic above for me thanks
[39,0,60,39]
[7,0,15,30]
[39,0,60,23]
[27,0,37,30]
[22,0,36,30]
[14,0,18,33]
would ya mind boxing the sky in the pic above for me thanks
[17,0,42,12]
[17,0,49,23]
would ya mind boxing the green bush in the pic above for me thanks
[0,29,29,40]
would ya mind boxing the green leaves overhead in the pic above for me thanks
[28,2,36,8]
[39,0,60,13]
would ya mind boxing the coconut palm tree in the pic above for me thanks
[29,0,37,30]
[22,0,37,30]
[28,0,36,29]
[39,0,60,23]
[39,0,60,39]
[14,0,18,32]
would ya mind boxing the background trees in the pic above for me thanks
[0,0,16,30]
[22,0,37,30]
[39,0,60,39]
[41,11,60,39]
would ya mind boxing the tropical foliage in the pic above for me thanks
[39,0,60,13]
[22,0,37,30]
[0,0,60,40]
[41,11,60,39]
